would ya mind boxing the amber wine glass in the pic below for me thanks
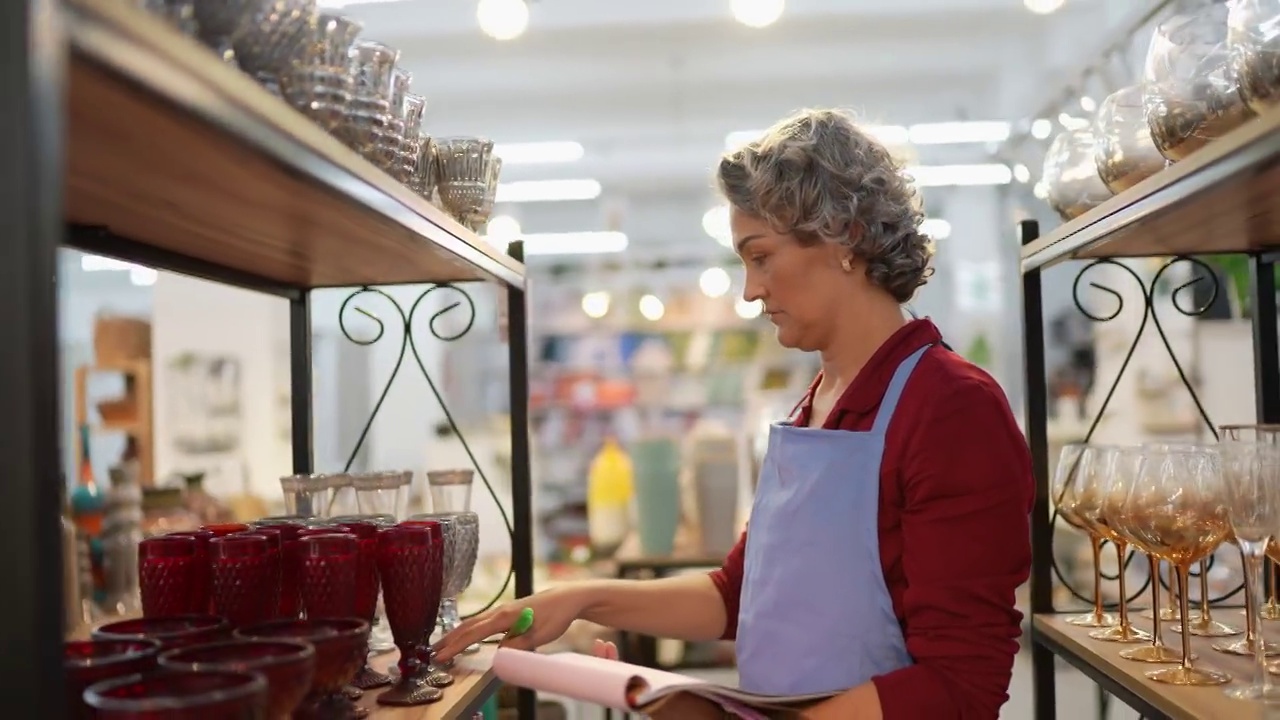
[1108,447,1187,664]
[1076,446,1150,643]
[1218,438,1280,700]
[1125,446,1232,686]
[1053,443,1118,628]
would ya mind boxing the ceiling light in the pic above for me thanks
[1013,164,1031,183]
[908,121,1010,145]
[130,267,158,287]
[1079,96,1097,113]
[702,205,733,247]
[582,291,610,319]
[699,267,732,298]
[919,218,952,241]
[494,141,584,164]
[495,179,601,203]
[639,294,665,322]
[518,231,628,256]
[735,298,762,319]
[477,0,529,41]
[731,0,785,28]
[486,214,522,244]
[1024,0,1065,15]
[1030,119,1053,139]
[1058,113,1089,130]
[906,164,1013,187]
[81,254,136,272]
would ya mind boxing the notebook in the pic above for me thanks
[489,647,838,719]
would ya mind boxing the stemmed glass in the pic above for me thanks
[1218,428,1280,701]
[1149,442,1239,637]
[375,524,443,707]
[1074,445,1149,643]
[1052,443,1117,628]
[1126,446,1233,685]
[1107,447,1186,663]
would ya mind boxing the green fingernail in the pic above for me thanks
[509,608,534,637]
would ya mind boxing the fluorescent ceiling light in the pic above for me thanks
[732,0,785,28]
[495,179,602,203]
[477,0,529,40]
[1024,0,1065,14]
[906,164,1012,187]
[490,231,628,256]
[495,141,584,164]
[725,121,1010,151]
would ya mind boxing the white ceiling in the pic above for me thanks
[329,0,1127,260]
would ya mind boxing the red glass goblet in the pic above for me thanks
[84,669,267,719]
[138,535,205,617]
[333,520,392,690]
[249,515,312,528]
[93,615,231,651]
[251,522,307,619]
[159,640,315,720]
[399,518,451,688]
[201,522,250,538]
[375,524,444,706]
[299,533,359,619]
[210,534,277,628]
[236,618,371,720]
[64,640,159,720]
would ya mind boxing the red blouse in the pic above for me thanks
[708,319,1033,720]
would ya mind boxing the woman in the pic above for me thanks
[434,108,1034,720]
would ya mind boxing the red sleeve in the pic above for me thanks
[871,378,1033,720]
[707,529,747,640]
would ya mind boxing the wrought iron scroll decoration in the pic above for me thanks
[338,284,514,617]
[1049,256,1242,607]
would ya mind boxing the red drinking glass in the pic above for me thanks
[235,618,370,720]
[201,522,250,538]
[210,534,276,628]
[93,615,231,651]
[375,524,444,706]
[298,533,359,620]
[165,530,215,613]
[333,520,390,690]
[64,640,159,720]
[159,640,315,720]
[83,669,267,719]
[138,535,205,617]
[234,528,285,619]
[399,519,448,687]
[252,522,306,619]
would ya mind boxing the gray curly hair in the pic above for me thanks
[716,108,935,303]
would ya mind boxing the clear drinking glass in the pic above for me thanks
[351,471,411,519]
[1125,446,1233,686]
[1053,444,1118,628]
[1219,437,1280,700]
[427,469,474,514]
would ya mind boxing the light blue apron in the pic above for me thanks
[736,344,929,696]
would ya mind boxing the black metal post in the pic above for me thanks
[506,240,536,720]
[0,0,65,707]
[290,292,315,474]
[1251,255,1280,599]
[1020,219,1056,720]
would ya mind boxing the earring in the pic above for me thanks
[841,258,853,272]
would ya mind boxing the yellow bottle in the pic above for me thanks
[587,437,634,557]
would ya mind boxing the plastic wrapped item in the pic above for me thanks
[1144,3,1255,162]
[1229,0,1280,112]
[1094,86,1170,193]
[1042,129,1114,221]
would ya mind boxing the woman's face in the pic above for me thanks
[731,208,850,352]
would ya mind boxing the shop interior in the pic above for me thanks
[19,0,1280,718]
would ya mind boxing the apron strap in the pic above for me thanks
[870,344,932,434]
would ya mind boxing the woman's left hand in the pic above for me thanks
[592,640,724,719]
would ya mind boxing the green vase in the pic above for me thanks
[631,438,681,557]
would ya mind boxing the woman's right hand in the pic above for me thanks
[431,585,591,663]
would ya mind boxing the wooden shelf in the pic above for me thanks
[360,645,499,720]
[1020,107,1280,273]
[63,0,523,291]
[1033,612,1280,720]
